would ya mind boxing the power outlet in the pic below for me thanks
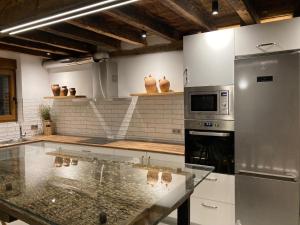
[31,125,38,130]
[172,129,182,134]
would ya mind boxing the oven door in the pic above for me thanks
[185,129,234,174]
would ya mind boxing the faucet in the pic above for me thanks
[19,124,26,140]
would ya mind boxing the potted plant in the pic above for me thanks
[39,104,53,136]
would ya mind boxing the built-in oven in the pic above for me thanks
[185,119,234,174]
[184,85,234,121]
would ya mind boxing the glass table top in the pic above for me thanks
[0,142,213,225]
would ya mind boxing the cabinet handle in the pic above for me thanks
[140,155,144,165]
[147,156,151,166]
[201,203,218,209]
[82,150,91,153]
[183,68,188,86]
[205,177,218,182]
[256,42,277,48]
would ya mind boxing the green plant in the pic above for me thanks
[39,104,51,121]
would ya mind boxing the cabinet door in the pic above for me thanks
[183,29,234,87]
[235,17,300,56]
[193,173,235,204]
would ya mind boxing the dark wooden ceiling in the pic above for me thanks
[0,0,299,59]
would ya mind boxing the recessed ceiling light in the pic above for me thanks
[2,0,139,35]
[141,32,147,39]
[212,0,219,16]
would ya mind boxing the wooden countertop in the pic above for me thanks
[34,135,185,155]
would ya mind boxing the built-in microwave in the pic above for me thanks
[184,85,234,121]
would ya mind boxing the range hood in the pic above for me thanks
[43,53,118,100]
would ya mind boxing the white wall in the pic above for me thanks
[115,51,184,97]
[20,55,50,99]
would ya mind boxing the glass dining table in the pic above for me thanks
[0,142,213,225]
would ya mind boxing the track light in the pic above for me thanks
[1,0,139,35]
[212,0,219,16]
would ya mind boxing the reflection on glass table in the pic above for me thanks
[0,142,213,225]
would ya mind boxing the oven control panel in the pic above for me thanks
[219,91,229,115]
[202,121,220,128]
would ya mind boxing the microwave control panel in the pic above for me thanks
[219,91,229,115]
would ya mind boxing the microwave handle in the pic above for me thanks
[189,131,230,137]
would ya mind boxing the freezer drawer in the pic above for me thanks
[236,174,299,225]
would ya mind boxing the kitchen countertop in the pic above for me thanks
[33,135,185,156]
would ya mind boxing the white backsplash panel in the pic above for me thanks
[50,95,184,143]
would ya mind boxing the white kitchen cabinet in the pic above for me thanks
[235,17,300,56]
[183,29,235,87]
[191,198,235,225]
[193,173,235,204]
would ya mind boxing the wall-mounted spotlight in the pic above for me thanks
[212,0,219,16]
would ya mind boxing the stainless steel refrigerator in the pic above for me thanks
[235,51,300,225]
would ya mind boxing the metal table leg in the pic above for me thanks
[177,197,190,225]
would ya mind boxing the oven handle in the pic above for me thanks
[189,131,230,137]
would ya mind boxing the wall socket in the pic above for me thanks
[31,125,38,130]
[172,129,182,134]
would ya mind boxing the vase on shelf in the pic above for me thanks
[159,76,170,92]
[43,120,53,136]
[144,75,158,94]
[69,88,76,96]
[60,86,68,96]
[51,84,60,96]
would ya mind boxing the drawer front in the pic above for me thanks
[191,198,235,225]
[193,173,235,204]
[235,17,300,56]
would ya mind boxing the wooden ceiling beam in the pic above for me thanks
[0,37,78,56]
[0,43,60,58]
[67,17,147,46]
[226,0,260,24]
[160,0,214,31]
[104,5,182,41]
[13,30,97,53]
[40,23,121,51]
[110,41,183,57]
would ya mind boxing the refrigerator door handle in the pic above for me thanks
[189,131,230,137]
[238,170,297,182]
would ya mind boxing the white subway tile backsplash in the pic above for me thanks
[50,95,184,143]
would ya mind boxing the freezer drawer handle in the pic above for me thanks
[189,131,230,137]
[256,42,277,48]
[238,170,297,181]
[205,177,218,182]
[201,203,218,209]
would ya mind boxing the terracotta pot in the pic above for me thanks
[69,88,76,96]
[147,169,159,186]
[51,84,60,96]
[161,172,172,186]
[63,158,71,167]
[60,86,68,96]
[144,75,158,93]
[159,76,170,92]
[54,157,63,167]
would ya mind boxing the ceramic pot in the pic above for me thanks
[144,75,158,94]
[51,84,60,96]
[63,158,71,167]
[69,88,76,96]
[159,76,170,92]
[60,86,68,96]
[161,172,172,186]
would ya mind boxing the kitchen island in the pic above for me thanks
[0,142,212,225]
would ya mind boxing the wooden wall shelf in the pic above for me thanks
[44,95,87,100]
[130,92,183,97]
